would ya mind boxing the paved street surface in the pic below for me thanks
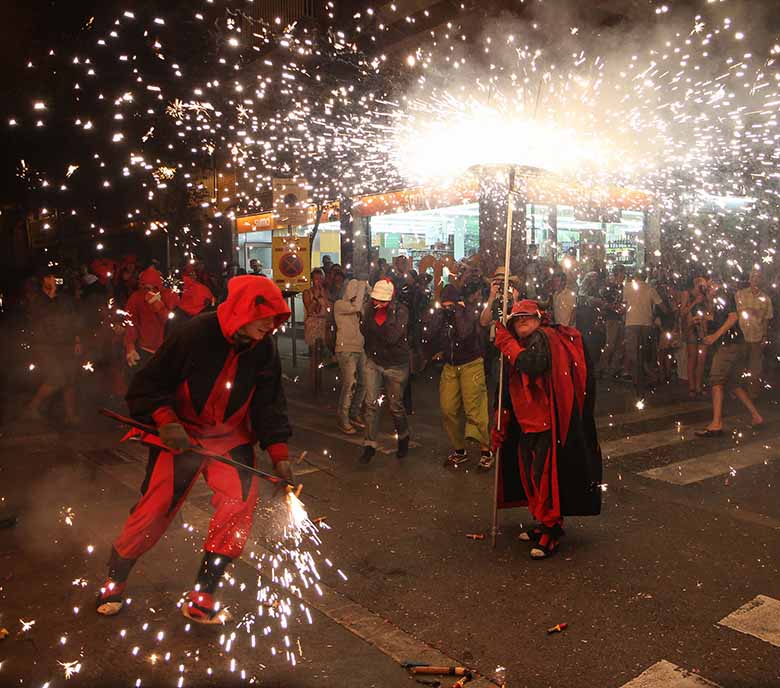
[1,345,779,688]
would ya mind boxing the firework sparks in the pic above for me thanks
[60,506,75,526]
[58,660,82,679]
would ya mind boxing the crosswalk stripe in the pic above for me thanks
[621,660,722,687]
[597,401,710,430]
[602,426,692,460]
[719,595,780,648]
[638,443,774,485]
[292,420,420,455]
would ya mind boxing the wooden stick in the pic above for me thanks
[491,167,515,549]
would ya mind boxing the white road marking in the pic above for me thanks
[597,401,710,430]
[293,420,420,455]
[719,595,780,648]
[639,444,774,485]
[621,660,722,687]
[602,426,693,460]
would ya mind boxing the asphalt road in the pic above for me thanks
[0,356,779,688]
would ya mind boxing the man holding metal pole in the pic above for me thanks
[488,166,601,557]
[490,300,603,558]
[96,275,297,623]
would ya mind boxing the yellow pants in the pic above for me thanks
[439,358,490,450]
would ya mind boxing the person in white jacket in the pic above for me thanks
[334,279,368,434]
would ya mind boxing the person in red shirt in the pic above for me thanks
[97,275,295,623]
[167,264,216,336]
[124,267,179,369]
[491,300,602,559]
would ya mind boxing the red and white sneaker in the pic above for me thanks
[181,590,232,625]
[96,579,127,616]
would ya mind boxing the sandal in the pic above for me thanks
[517,526,542,543]
[528,524,564,559]
[694,428,724,438]
[96,579,126,616]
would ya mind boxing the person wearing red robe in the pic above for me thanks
[491,300,602,559]
[97,275,295,623]
[166,270,217,337]
[124,267,179,369]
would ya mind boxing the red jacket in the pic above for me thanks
[179,275,215,317]
[124,268,179,354]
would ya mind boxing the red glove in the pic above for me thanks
[494,323,524,365]
[490,409,512,451]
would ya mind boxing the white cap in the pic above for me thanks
[370,280,394,302]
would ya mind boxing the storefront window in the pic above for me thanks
[368,202,479,268]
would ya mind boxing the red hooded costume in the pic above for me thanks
[124,267,180,355]
[111,276,292,576]
[178,275,215,317]
[493,301,602,532]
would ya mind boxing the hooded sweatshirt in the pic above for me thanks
[334,279,367,354]
[179,275,215,317]
[126,275,292,463]
[124,267,180,354]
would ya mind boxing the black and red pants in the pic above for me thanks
[113,444,259,562]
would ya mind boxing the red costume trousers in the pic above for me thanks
[114,445,259,561]
[516,430,562,529]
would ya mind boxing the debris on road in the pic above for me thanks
[465,533,485,540]
[547,622,568,634]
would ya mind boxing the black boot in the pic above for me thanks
[195,551,234,594]
[396,435,409,458]
[359,446,375,464]
[96,547,137,616]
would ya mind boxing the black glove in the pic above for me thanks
[273,460,297,497]
[159,423,191,452]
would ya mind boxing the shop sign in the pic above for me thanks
[272,235,310,292]
[272,177,310,228]
[237,212,274,234]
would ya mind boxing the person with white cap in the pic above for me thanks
[359,279,411,463]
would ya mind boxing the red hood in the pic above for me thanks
[179,275,214,316]
[90,258,116,286]
[217,275,290,340]
[138,266,163,290]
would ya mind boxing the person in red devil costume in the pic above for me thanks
[124,266,180,369]
[491,299,602,559]
[166,264,217,336]
[97,275,295,623]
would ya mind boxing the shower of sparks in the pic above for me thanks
[60,506,75,526]
[10,0,779,275]
[57,660,82,679]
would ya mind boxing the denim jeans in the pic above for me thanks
[363,358,409,448]
[336,351,367,426]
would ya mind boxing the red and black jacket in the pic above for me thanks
[126,276,292,462]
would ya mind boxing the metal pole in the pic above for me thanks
[491,166,516,549]
[289,293,297,368]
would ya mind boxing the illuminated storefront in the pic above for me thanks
[352,174,651,274]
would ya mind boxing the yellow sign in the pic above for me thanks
[272,235,310,292]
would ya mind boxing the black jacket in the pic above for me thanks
[361,301,410,368]
[423,304,483,366]
[126,311,291,452]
